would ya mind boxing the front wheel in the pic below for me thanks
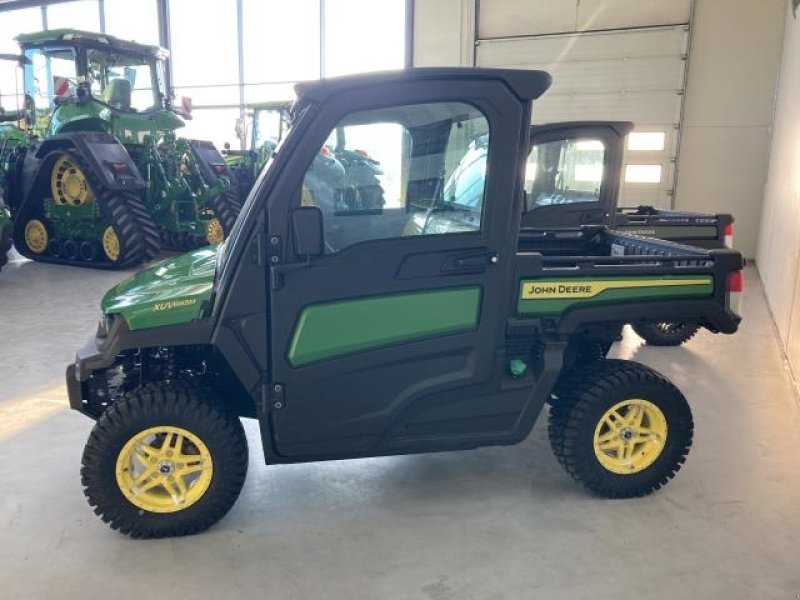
[548,359,693,498]
[81,385,248,538]
[631,322,700,346]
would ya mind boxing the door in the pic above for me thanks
[265,80,528,460]
[520,122,630,229]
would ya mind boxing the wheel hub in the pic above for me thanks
[593,399,668,475]
[115,426,213,513]
[51,154,95,206]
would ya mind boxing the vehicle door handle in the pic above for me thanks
[442,252,498,273]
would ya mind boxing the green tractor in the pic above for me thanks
[224,101,291,202]
[0,30,240,269]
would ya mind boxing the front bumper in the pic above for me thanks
[65,317,214,419]
[65,330,117,417]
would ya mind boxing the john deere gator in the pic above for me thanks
[0,30,240,269]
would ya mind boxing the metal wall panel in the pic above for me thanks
[477,25,688,207]
[478,0,578,38]
[576,0,690,31]
[478,0,690,39]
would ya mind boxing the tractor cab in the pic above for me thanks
[15,29,183,140]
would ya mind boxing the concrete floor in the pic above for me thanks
[0,259,798,600]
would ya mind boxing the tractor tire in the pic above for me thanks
[102,191,161,268]
[631,322,701,347]
[81,384,248,539]
[548,359,693,498]
[206,191,241,243]
[0,222,12,270]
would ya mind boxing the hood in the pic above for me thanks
[102,246,218,331]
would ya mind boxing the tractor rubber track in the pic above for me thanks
[208,191,241,238]
[13,149,160,270]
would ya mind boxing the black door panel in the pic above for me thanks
[263,79,531,461]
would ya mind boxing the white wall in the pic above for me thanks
[758,1,800,359]
[675,0,784,258]
[413,0,786,258]
[413,0,474,66]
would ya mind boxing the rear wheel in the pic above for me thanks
[81,385,248,538]
[632,322,700,346]
[548,359,692,498]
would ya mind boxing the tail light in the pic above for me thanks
[107,161,131,176]
[724,223,734,249]
[726,270,744,315]
[212,164,228,176]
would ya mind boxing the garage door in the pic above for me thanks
[476,24,690,208]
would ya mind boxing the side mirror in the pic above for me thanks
[291,206,324,258]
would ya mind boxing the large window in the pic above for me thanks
[46,0,100,31]
[323,0,406,77]
[104,0,159,46]
[0,8,42,113]
[0,0,407,148]
[300,102,490,254]
[242,0,320,102]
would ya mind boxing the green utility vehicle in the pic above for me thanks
[524,122,739,347]
[67,69,743,538]
[0,30,239,269]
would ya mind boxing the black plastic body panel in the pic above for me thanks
[34,132,145,191]
[188,139,231,185]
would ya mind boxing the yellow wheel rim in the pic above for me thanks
[205,218,224,245]
[593,399,668,475]
[24,219,48,254]
[51,154,95,206]
[115,425,214,514]
[102,226,120,262]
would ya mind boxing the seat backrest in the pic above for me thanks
[103,78,132,110]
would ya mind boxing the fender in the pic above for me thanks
[187,139,231,186]
[33,131,145,193]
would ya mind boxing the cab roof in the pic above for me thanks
[295,68,552,103]
[15,29,167,59]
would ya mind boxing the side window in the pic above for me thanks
[299,102,490,253]
[525,138,605,211]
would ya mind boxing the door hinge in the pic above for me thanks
[270,382,285,411]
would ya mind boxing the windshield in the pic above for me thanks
[24,47,77,110]
[253,108,287,149]
[86,47,163,111]
[23,45,164,112]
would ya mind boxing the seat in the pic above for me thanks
[103,78,132,111]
